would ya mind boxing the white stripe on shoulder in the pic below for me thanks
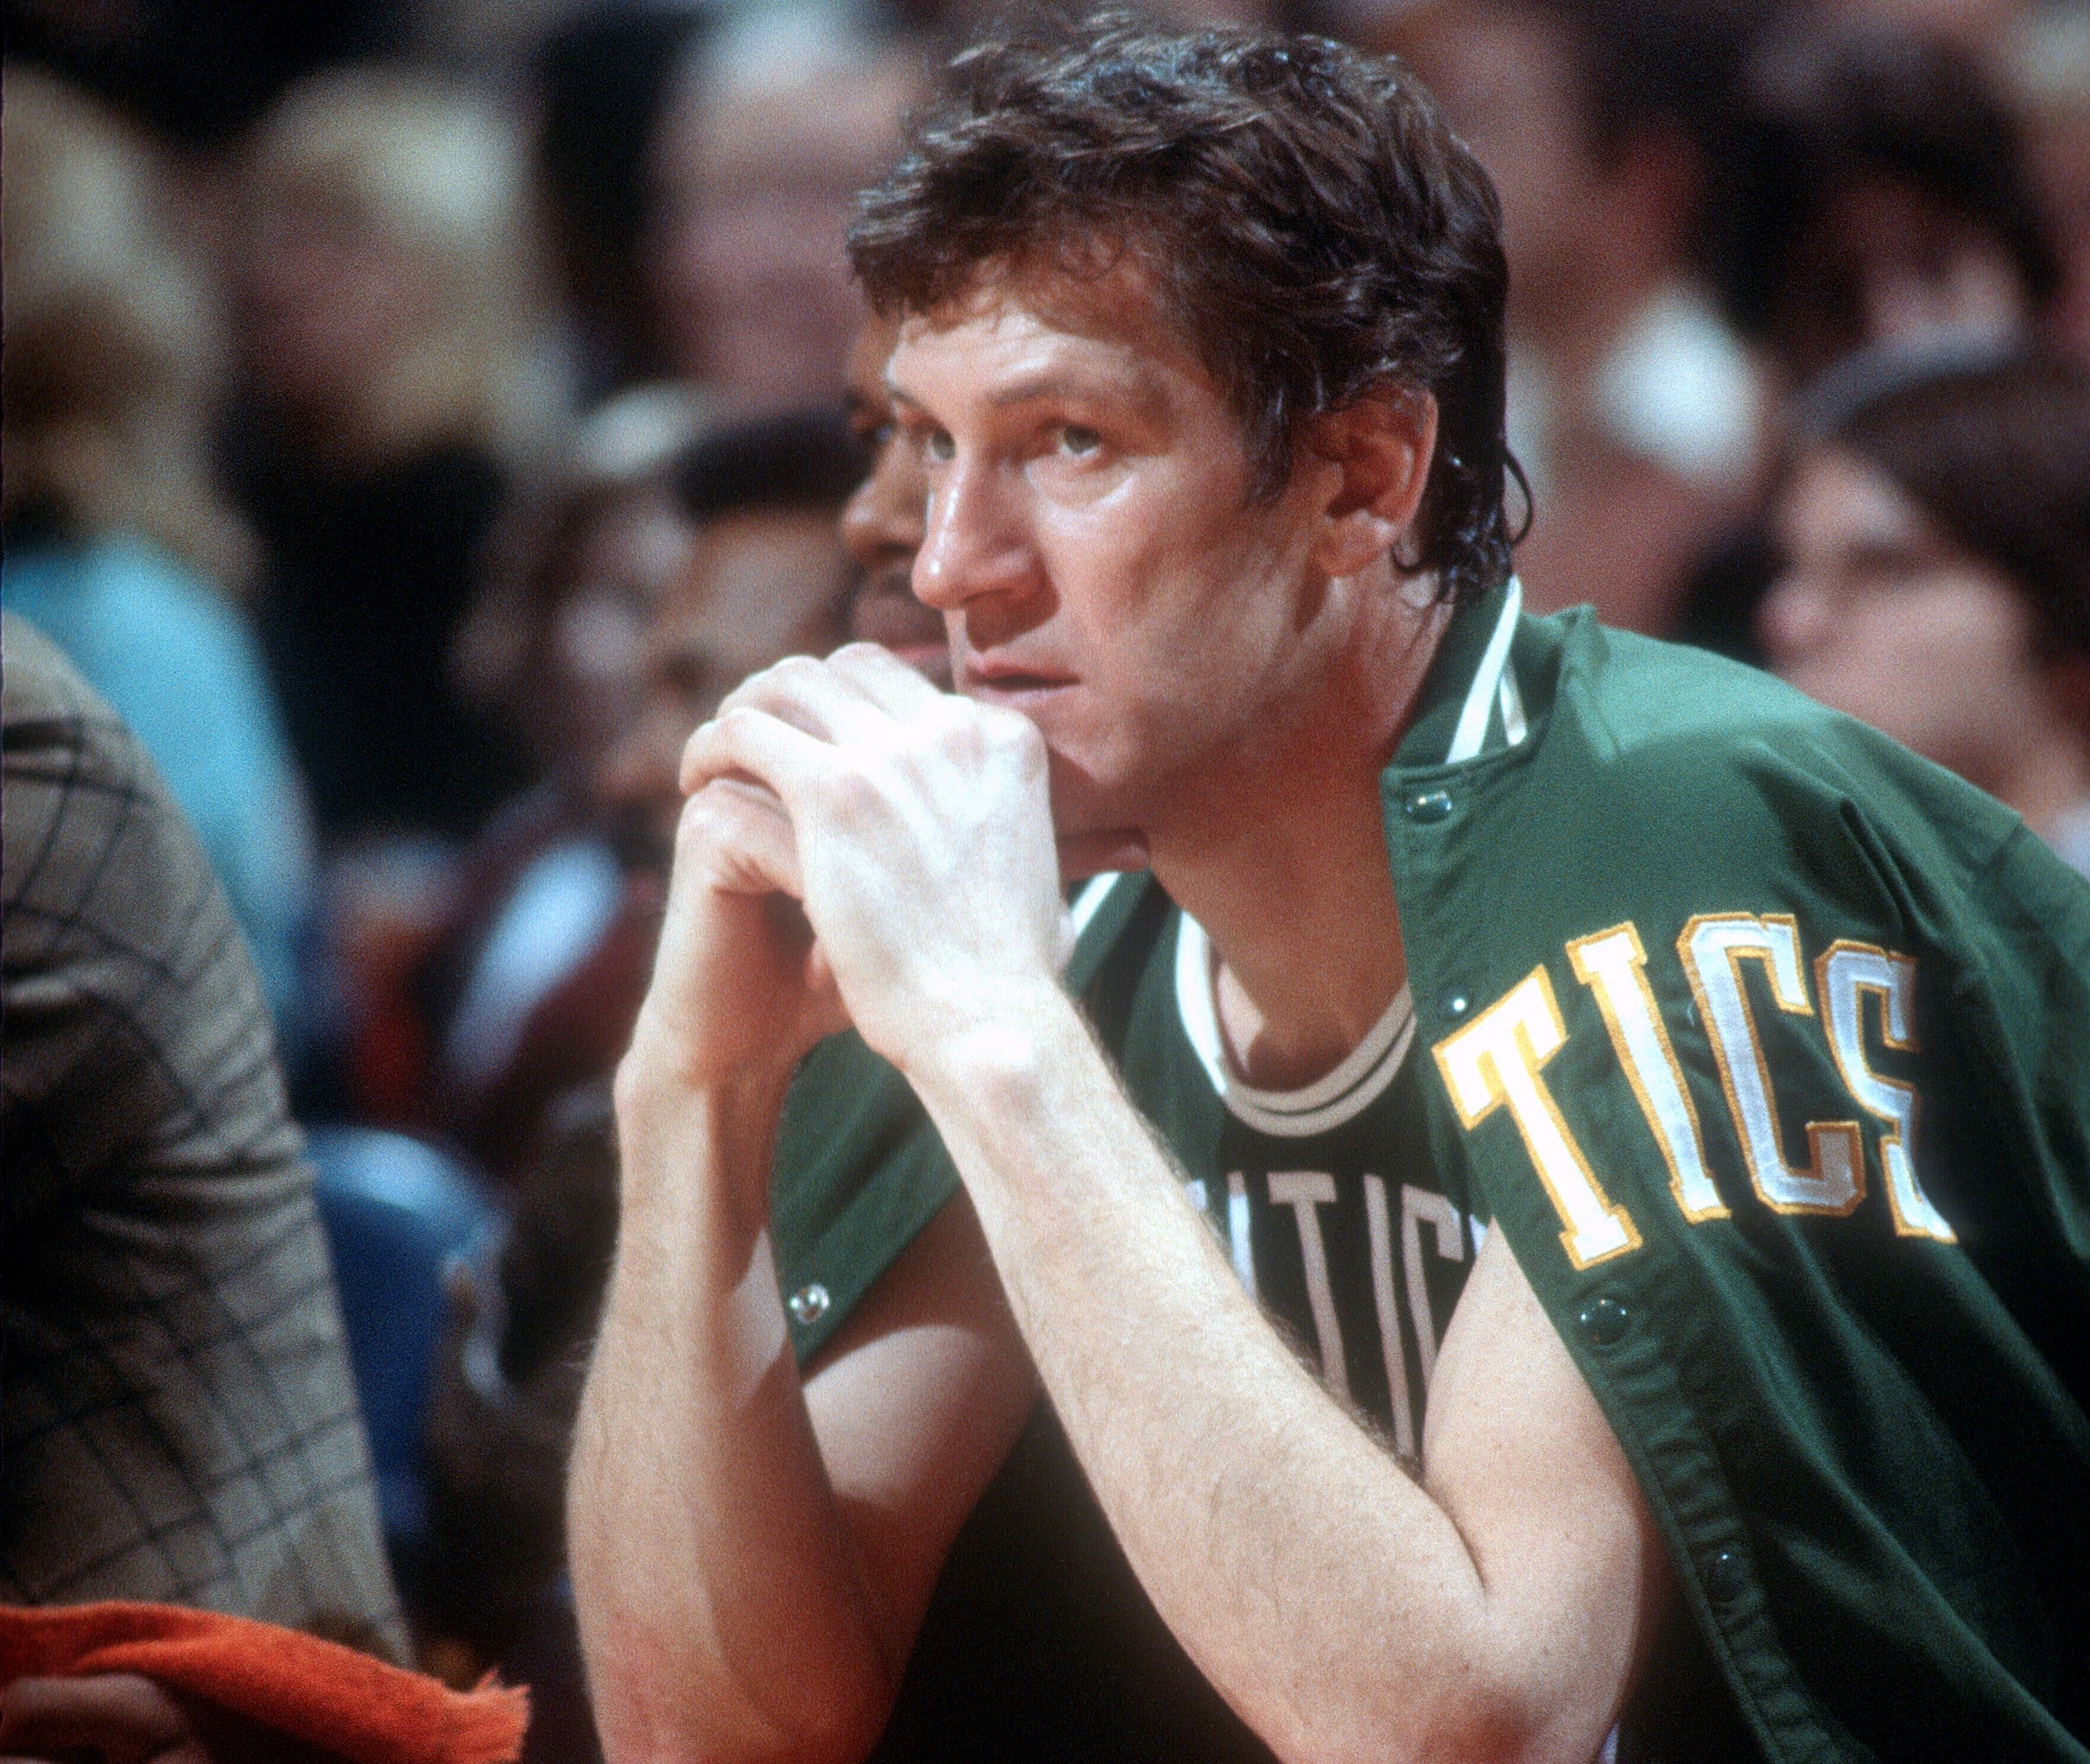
[1447,575,1523,763]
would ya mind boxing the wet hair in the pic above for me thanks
[1810,351,2090,661]
[672,407,868,524]
[849,15,1517,605]
[1707,18,2060,345]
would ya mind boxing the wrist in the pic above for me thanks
[612,1041,795,1243]
[902,977,1088,1114]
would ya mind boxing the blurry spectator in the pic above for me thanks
[1762,349,2090,876]
[597,406,863,869]
[416,408,861,1665]
[457,384,712,781]
[1707,16,2062,395]
[841,313,947,683]
[3,0,397,147]
[424,385,712,1174]
[1675,15,2068,663]
[2002,3,2090,366]
[1381,0,1769,632]
[1,65,316,1021]
[227,66,564,848]
[644,4,925,407]
[2,616,405,1661]
[533,3,710,394]
[1821,0,2039,59]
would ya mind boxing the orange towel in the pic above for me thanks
[0,1603,528,1764]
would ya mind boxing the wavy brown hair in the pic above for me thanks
[849,16,1517,605]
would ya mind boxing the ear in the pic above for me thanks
[1302,389,1439,581]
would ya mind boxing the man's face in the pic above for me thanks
[598,509,847,874]
[841,314,947,684]
[887,262,1341,861]
[1762,444,2045,790]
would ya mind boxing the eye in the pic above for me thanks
[926,428,956,463]
[1058,424,1103,458]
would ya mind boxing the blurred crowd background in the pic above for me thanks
[4,0,2087,1755]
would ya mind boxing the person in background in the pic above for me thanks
[1,64,315,1025]
[2,616,404,1664]
[2000,2,2090,369]
[227,65,565,850]
[840,313,947,685]
[643,4,926,408]
[425,384,712,1176]
[532,3,711,396]
[415,408,861,1674]
[1676,13,2064,664]
[1763,348,2090,878]
[1821,0,2041,60]
[1378,0,1770,634]
[1707,15,2060,398]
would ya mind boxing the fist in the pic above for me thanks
[679,647,1071,1078]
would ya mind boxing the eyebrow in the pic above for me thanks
[886,367,1171,423]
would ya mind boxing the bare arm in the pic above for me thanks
[677,648,1673,1764]
[567,776,1034,1764]
[912,994,1669,1764]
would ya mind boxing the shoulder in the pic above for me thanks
[4,619,294,1204]
[1488,612,2045,938]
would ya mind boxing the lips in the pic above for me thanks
[960,659,1081,711]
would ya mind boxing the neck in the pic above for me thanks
[1143,581,1449,1091]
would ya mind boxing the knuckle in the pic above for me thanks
[825,764,884,825]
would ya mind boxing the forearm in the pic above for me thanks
[569,1055,891,1764]
[909,990,1539,1764]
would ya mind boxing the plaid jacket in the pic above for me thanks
[2,615,405,1660]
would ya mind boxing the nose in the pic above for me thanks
[913,454,1045,613]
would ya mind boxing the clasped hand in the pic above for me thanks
[632,643,1072,1092]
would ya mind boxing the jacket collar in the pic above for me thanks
[1392,574,1526,770]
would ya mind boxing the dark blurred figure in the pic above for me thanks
[533,4,710,395]
[1,616,405,1662]
[422,385,712,1176]
[1707,15,2061,397]
[644,4,926,408]
[2000,4,2090,367]
[841,313,946,683]
[1376,0,1770,632]
[1762,349,2090,876]
[1822,0,2041,60]
[415,411,860,1695]
[3,0,396,147]
[1,65,315,1023]
[1677,13,2066,662]
[226,66,564,849]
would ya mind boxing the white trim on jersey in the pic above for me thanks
[1068,871,1124,938]
[1447,574,1525,763]
[1175,914,1417,1136]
